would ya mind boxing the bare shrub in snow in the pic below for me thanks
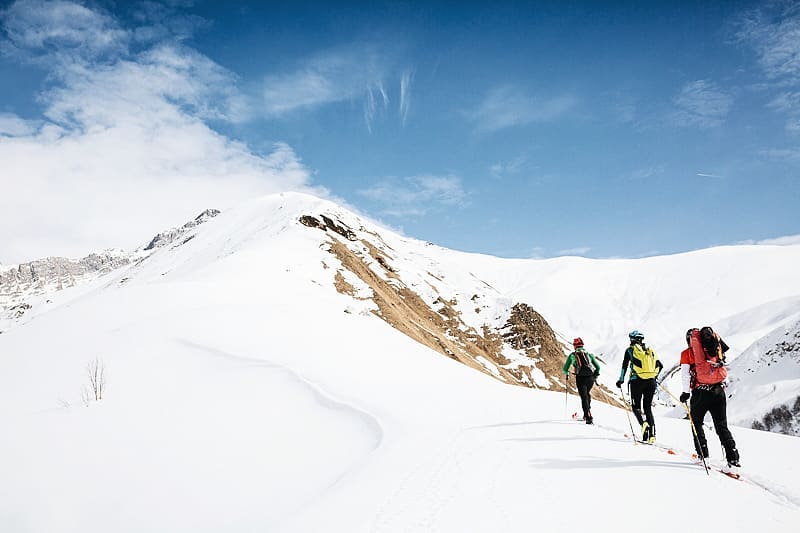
[86,357,105,402]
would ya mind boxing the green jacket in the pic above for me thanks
[563,348,600,377]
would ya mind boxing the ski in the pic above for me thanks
[630,437,742,481]
[593,422,785,498]
[598,421,746,482]
[570,412,595,425]
[643,441,741,480]
[692,454,741,480]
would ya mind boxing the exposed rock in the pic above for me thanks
[301,218,622,408]
[502,303,566,383]
[751,396,800,436]
[500,303,620,404]
[334,271,357,296]
[0,252,130,299]
[740,325,800,436]
[299,214,357,241]
[2,208,220,331]
[503,303,559,352]
[9,302,32,318]
[299,215,325,230]
[144,208,220,251]
[325,236,522,383]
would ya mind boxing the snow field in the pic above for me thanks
[1,192,799,532]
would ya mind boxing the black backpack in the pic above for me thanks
[574,349,596,377]
[699,326,729,363]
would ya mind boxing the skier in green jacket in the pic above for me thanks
[563,337,601,424]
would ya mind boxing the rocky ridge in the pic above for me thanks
[300,211,620,404]
[0,209,220,331]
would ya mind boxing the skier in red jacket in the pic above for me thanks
[680,326,740,474]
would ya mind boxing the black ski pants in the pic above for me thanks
[629,378,656,430]
[690,383,739,462]
[576,375,595,419]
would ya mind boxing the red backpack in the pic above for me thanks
[688,327,727,385]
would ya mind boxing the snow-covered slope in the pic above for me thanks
[1,191,799,532]
[728,319,800,434]
[436,245,800,364]
[429,239,800,425]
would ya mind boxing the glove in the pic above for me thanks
[679,392,690,403]
[615,380,623,388]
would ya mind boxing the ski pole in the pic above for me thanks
[660,383,710,476]
[564,374,569,419]
[595,383,635,443]
[618,384,638,445]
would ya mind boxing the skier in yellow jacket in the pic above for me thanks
[616,330,663,442]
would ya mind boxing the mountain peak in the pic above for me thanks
[143,208,221,251]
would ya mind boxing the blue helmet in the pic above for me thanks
[628,330,644,340]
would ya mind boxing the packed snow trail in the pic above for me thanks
[362,415,798,533]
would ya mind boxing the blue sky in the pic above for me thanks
[0,0,799,262]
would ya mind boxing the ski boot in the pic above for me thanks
[721,461,741,478]
[723,448,741,475]
[641,422,651,442]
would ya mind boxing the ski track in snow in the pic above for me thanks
[369,418,799,533]
[370,428,487,533]
[588,420,800,508]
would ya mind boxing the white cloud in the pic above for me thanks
[767,91,800,112]
[630,165,665,180]
[364,81,389,133]
[262,70,339,115]
[261,45,391,130]
[40,44,249,127]
[527,246,547,259]
[767,91,800,132]
[466,85,577,133]
[556,247,591,257]
[1,0,129,62]
[737,235,800,246]
[756,235,800,245]
[399,69,414,125]
[489,155,527,179]
[734,4,800,83]
[759,147,800,161]
[696,172,724,178]
[357,174,469,217]
[734,5,800,131]
[0,0,317,263]
[0,112,38,135]
[671,80,733,128]
[129,1,209,44]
